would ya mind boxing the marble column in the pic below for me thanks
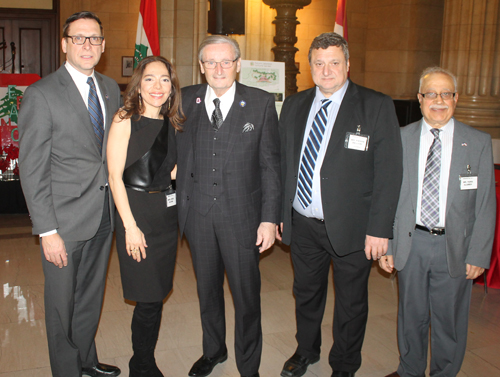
[441,0,500,136]
[262,0,311,97]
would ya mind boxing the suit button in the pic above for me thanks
[103,161,105,164]
[99,186,104,191]
[214,197,217,200]
[409,232,412,237]
[290,199,293,202]
[191,173,194,177]
[213,183,217,186]
[187,196,190,200]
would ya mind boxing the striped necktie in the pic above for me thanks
[297,99,332,209]
[421,128,441,229]
[87,77,105,153]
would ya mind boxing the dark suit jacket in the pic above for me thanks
[18,65,121,241]
[176,82,281,249]
[387,119,496,277]
[280,80,403,255]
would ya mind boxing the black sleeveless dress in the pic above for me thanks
[115,116,177,302]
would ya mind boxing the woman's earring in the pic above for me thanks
[168,97,171,110]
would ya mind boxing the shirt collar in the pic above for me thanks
[314,80,349,106]
[421,117,454,136]
[64,61,96,86]
[206,81,237,104]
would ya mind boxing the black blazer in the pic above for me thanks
[176,82,281,249]
[280,80,403,255]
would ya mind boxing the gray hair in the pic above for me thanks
[419,67,458,92]
[198,35,241,62]
[308,32,349,63]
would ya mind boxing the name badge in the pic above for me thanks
[344,125,369,151]
[166,192,176,207]
[460,176,477,190]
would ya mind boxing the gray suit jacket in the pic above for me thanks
[388,119,496,277]
[18,65,121,241]
[176,82,281,250]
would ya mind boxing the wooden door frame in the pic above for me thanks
[0,0,59,75]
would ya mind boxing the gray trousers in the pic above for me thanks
[396,228,472,377]
[42,194,112,377]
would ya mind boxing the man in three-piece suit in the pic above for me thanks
[176,36,281,377]
[18,12,121,377]
[380,67,495,377]
[277,33,403,377]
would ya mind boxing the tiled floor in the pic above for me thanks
[1,213,499,377]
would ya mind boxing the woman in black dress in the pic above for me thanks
[107,56,184,377]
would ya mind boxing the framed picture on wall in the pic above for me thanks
[122,56,134,77]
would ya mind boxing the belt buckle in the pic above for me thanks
[429,227,444,236]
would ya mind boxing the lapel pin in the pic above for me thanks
[196,97,201,104]
[462,143,467,146]
[240,100,246,107]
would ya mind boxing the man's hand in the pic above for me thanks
[256,222,276,253]
[364,235,388,260]
[41,233,68,268]
[379,255,394,273]
[466,264,485,280]
[275,222,283,241]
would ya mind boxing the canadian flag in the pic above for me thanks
[334,0,348,41]
[134,0,160,68]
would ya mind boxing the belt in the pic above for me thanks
[415,224,445,236]
[125,184,172,194]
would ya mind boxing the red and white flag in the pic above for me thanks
[334,0,348,41]
[134,0,160,68]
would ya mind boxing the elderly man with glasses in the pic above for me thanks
[379,67,495,377]
[175,35,281,377]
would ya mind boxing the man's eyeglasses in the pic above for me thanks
[66,35,104,46]
[419,92,456,100]
[201,59,238,69]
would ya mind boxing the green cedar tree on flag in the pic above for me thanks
[134,0,160,68]
[334,0,348,41]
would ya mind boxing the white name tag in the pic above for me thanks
[345,133,369,151]
[460,176,478,190]
[166,192,176,207]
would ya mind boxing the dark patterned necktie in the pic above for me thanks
[421,128,441,229]
[87,77,104,153]
[297,99,332,209]
[211,98,223,130]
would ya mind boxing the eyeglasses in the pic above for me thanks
[419,92,456,100]
[201,59,238,69]
[66,35,104,46]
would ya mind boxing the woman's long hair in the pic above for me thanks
[119,56,185,130]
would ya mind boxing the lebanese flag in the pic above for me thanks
[134,0,160,67]
[334,0,348,41]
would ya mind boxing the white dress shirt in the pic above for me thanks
[416,118,455,227]
[293,81,349,220]
[204,82,236,122]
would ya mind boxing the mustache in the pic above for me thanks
[430,104,449,110]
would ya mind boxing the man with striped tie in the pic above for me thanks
[277,32,402,377]
[380,67,495,377]
[18,11,121,377]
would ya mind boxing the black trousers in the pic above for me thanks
[42,193,112,377]
[185,204,262,376]
[290,209,372,373]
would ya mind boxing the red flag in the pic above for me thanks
[134,0,160,67]
[334,0,348,41]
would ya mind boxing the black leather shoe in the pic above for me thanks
[241,374,259,377]
[281,353,320,377]
[188,351,228,377]
[82,363,121,376]
[331,371,355,377]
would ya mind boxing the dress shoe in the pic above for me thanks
[241,374,259,377]
[82,363,121,376]
[188,351,228,377]
[384,373,400,377]
[281,352,320,377]
[331,371,355,377]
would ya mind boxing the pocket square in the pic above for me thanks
[242,123,254,133]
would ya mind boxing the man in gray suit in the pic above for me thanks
[176,36,280,377]
[380,67,495,377]
[18,11,121,377]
